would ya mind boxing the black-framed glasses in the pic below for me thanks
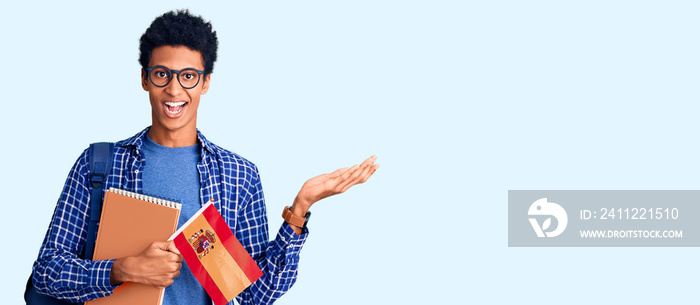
[145,65,206,89]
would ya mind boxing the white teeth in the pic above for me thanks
[164,101,185,114]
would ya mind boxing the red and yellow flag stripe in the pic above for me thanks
[173,203,264,305]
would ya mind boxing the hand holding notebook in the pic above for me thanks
[86,188,182,305]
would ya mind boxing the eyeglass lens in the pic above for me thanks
[149,67,200,88]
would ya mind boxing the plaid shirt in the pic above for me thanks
[32,127,308,304]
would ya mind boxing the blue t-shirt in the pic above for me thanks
[141,134,210,305]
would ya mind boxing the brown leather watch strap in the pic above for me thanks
[282,206,308,228]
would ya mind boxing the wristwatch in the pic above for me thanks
[282,206,311,228]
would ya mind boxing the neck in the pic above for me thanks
[148,126,198,147]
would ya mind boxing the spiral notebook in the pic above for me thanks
[86,187,182,305]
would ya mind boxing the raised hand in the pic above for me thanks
[288,156,379,234]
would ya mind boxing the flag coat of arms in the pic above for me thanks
[170,201,264,305]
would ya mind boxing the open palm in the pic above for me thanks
[295,156,379,209]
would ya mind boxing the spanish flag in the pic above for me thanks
[169,201,264,305]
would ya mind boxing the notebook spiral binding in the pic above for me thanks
[108,187,182,209]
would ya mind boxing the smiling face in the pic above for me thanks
[142,45,211,147]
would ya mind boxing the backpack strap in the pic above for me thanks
[83,142,114,259]
[25,142,114,304]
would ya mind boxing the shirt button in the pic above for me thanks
[135,170,139,174]
[281,237,286,242]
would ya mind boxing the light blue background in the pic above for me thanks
[1,1,698,304]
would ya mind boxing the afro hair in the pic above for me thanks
[139,10,218,74]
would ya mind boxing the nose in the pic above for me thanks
[164,73,184,95]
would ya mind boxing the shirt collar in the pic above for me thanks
[116,126,218,157]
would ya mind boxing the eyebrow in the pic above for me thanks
[148,66,205,72]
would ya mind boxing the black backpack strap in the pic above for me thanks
[83,142,114,259]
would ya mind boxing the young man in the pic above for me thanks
[31,10,378,305]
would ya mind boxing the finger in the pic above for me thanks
[338,164,360,182]
[162,278,175,288]
[357,157,377,177]
[329,169,357,194]
[337,164,367,191]
[326,165,360,195]
[339,161,379,192]
[328,167,349,179]
[166,260,182,272]
[148,241,172,255]
[331,156,377,192]
[348,156,375,180]
[152,240,168,249]
[357,164,379,184]
[339,169,369,192]
[363,164,380,181]
[353,156,377,181]
[360,155,377,168]
[165,240,181,255]
[357,163,380,184]
[315,167,352,192]
[162,252,182,265]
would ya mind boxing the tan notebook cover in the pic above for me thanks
[86,188,181,305]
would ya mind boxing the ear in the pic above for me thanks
[141,68,149,91]
[200,74,212,95]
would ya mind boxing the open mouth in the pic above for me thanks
[164,101,187,115]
